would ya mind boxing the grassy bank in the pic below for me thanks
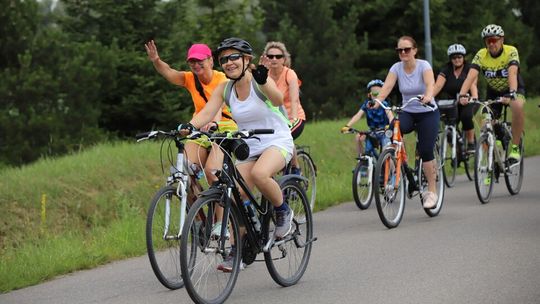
[1,98,539,292]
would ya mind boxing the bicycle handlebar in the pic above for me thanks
[371,96,435,112]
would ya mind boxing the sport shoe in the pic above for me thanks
[466,143,475,154]
[274,208,294,238]
[508,144,521,163]
[217,249,245,272]
[291,166,301,175]
[422,191,438,209]
[211,222,230,239]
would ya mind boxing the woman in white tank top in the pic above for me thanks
[183,38,295,246]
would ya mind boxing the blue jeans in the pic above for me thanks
[365,133,390,157]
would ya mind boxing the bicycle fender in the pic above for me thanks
[198,186,223,198]
[278,174,308,186]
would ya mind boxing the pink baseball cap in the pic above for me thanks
[187,43,212,61]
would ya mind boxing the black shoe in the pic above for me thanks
[466,143,475,154]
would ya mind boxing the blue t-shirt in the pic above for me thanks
[360,99,390,129]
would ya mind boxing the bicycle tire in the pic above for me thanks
[180,193,242,304]
[504,136,524,195]
[474,134,494,204]
[296,150,317,211]
[423,141,445,217]
[352,156,374,209]
[146,185,186,290]
[263,178,313,287]
[442,128,457,188]
[374,148,406,229]
[463,132,475,181]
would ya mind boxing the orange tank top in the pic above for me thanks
[183,71,233,121]
[274,67,306,121]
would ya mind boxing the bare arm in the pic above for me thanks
[345,110,364,127]
[189,82,226,129]
[287,70,301,120]
[422,68,435,102]
[258,76,283,107]
[470,76,479,99]
[145,40,185,86]
[507,65,519,92]
[433,74,446,98]
[458,68,479,104]
[375,72,397,103]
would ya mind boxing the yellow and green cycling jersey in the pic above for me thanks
[471,44,520,93]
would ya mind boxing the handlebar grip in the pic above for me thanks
[424,102,436,108]
[135,132,151,140]
[252,129,274,134]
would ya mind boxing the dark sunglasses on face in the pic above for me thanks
[485,37,502,45]
[187,59,207,67]
[451,55,463,60]
[219,53,243,65]
[395,47,413,54]
[266,54,284,59]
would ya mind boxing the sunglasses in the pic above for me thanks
[219,53,243,65]
[395,47,413,54]
[451,55,464,60]
[485,37,502,45]
[370,91,380,97]
[266,54,284,59]
[187,58,207,67]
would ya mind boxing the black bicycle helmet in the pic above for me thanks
[215,37,253,56]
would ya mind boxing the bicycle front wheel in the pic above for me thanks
[374,148,406,229]
[504,136,524,195]
[442,128,457,188]
[264,178,313,287]
[146,185,186,290]
[423,141,445,217]
[474,134,494,204]
[352,156,374,209]
[180,193,242,304]
[296,150,317,211]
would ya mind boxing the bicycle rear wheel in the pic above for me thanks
[264,178,313,287]
[352,156,374,209]
[463,132,476,181]
[423,141,445,217]
[146,185,186,290]
[474,134,494,204]
[374,148,406,229]
[296,150,317,211]
[504,136,524,195]
[180,193,241,304]
[442,128,457,188]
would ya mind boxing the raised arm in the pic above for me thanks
[189,82,227,128]
[145,40,186,87]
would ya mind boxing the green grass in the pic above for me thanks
[1,98,539,292]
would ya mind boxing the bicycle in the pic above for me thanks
[342,127,388,209]
[136,130,206,290]
[468,98,524,204]
[372,97,445,229]
[437,98,475,187]
[179,129,316,304]
[282,145,317,211]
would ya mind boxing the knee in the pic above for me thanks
[251,166,271,185]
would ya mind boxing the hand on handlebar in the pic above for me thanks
[340,126,351,133]
[177,122,195,136]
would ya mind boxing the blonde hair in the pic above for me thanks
[262,41,292,67]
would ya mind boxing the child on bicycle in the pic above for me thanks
[341,79,394,156]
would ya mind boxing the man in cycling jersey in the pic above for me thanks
[459,24,525,163]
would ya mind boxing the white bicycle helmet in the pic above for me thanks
[481,24,504,38]
[447,44,466,57]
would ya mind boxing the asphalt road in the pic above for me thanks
[2,157,540,304]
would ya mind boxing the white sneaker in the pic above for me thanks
[274,208,294,238]
[211,222,230,239]
[423,191,438,209]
